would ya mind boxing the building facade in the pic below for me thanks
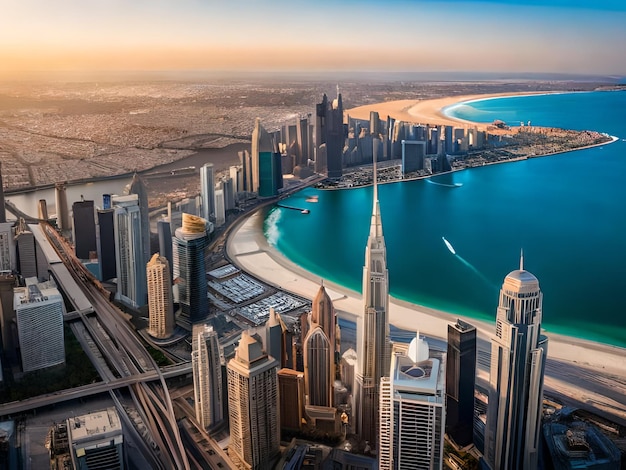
[67,408,124,470]
[146,254,175,339]
[192,324,224,430]
[446,319,476,447]
[379,337,446,470]
[72,200,97,260]
[200,163,215,222]
[484,255,548,470]
[14,281,65,373]
[227,332,280,470]
[112,194,146,308]
[172,213,210,323]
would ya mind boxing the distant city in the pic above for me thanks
[0,79,623,470]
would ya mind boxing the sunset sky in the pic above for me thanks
[1,0,625,77]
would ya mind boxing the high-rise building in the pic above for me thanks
[0,221,15,272]
[265,307,287,368]
[55,182,70,232]
[446,319,476,447]
[379,336,446,470]
[128,173,151,270]
[200,163,215,222]
[303,282,337,408]
[401,140,426,175]
[214,189,225,227]
[315,93,344,178]
[72,200,97,260]
[67,408,124,470]
[146,254,175,339]
[251,118,272,194]
[156,218,173,280]
[354,161,391,447]
[484,254,548,470]
[252,119,282,198]
[227,332,280,470]
[277,368,305,434]
[112,194,146,308]
[192,324,223,430]
[0,273,17,360]
[96,209,116,282]
[0,162,6,224]
[172,213,210,324]
[14,220,37,278]
[14,280,65,373]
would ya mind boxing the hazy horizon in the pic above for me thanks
[2,0,625,79]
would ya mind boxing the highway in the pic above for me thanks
[37,223,191,469]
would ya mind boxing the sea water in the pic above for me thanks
[265,90,626,348]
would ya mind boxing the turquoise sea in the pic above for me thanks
[264,90,626,348]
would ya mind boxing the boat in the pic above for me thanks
[442,236,456,255]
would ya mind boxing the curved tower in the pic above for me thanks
[484,253,548,470]
[173,213,210,323]
[354,160,391,447]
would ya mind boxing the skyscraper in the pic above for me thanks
[484,254,548,470]
[14,280,65,373]
[72,199,97,260]
[54,182,70,232]
[303,282,337,408]
[146,254,175,339]
[379,336,446,470]
[14,220,37,278]
[252,118,282,198]
[227,332,280,470]
[354,161,391,447]
[0,221,15,272]
[156,218,173,280]
[97,209,116,282]
[192,324,223,430]
[112,194,146,308]
[446,319,476,447]
[251,118,273,194]
[315,93,344,178]
[200,163,215,222]
[172,213,210,323]
[128,173,151,270]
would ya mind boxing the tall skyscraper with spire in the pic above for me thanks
[484,253,548,470]
[354,160,391,447]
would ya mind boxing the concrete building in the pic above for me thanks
[72,200,97,260]
[446,319,476,447]
[0,273,17,361]
[228,332,280,470]
[214,189,225,228]
[172,213,210,324]
[156,218,173,280]
[14,280,65,373]
[14,220,37,278]
[146,254,175,339]
[192,324,223,430]
[67,408,124,470]
[354,160,391,448]
[484,254,548,470]
[54,182,70,233]
[200,163,215,222]
[112,194,146,308]
[379,337,446,470]
[277,368,305,434]
[0,221,15,272]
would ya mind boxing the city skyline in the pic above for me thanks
[1,1,626,78]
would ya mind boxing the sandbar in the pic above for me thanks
[226,94,626,423]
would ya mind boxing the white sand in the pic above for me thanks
[226,95,626,423]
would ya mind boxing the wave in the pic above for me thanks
[264,208,282,247]
[427,179,463,188]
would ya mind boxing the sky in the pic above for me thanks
[1,0,625,77]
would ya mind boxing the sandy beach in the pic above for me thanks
[226,94,626,424]
[347,91,559,130]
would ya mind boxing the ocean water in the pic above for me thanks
[265,90,626,348]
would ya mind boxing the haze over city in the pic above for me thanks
[2,0,626,78]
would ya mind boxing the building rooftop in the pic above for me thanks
[67,408,122,443]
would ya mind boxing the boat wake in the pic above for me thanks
[427,179,463,188]
[264,208,282,247]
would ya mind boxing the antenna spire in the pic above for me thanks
[520,248,524,271]
[373,156,378,202]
